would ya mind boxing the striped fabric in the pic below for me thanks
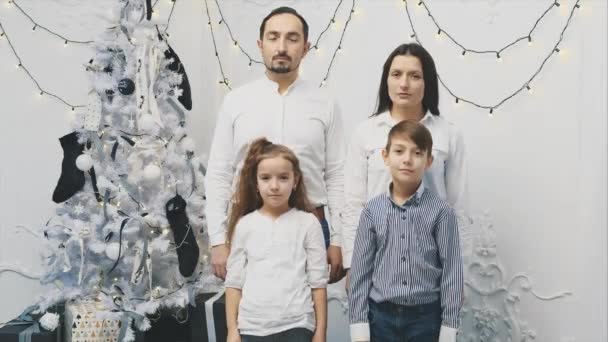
[348,182,463,329]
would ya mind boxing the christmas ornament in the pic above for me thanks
[105,242,120,260]
[139,113,156,132]
[143,164,161,181]
[180,137,195,153]
[75,154,93,172]
[117,78,135,95]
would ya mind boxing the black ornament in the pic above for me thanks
[117,78,135,95]
[105,89,115,102]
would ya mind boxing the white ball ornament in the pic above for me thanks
[143,214,159,226]
[181,137,196,153]
[143,164,161,181]
[76,154,93,171]
[105,242,120,260]
[139,114,156,132]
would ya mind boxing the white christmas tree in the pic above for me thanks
[25,0,212,338]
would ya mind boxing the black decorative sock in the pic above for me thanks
[52,132,86,203]
[145,0,152,20]
[165,194,199,277]
[163,42,192,110]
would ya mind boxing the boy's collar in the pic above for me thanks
[386,181,425,207]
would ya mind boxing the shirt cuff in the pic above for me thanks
[343,250,353,269]
[330,234,342,247]
[439,325,458,342]
[349,323,370,342]
[209,231,227,247]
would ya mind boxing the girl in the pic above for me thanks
[343,43,469,274]
[224,138,328,342]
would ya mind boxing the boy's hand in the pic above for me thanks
[226,328,241,342]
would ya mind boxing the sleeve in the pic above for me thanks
[348,207,377,341]
[324,98,346,247]
[342,124,369,269]
[439,325,458,342]
[204,93,236,246]
[224,221,247,289]
[305,216,329,288]
[435,207,464,329]
[445,125,469,216]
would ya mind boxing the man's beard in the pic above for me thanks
[266,62,292,74]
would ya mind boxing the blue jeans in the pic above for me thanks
[241,328,313,342]
[369,299,441,342]
[319,216,330,249]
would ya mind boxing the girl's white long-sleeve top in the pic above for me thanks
[225,209,329,336]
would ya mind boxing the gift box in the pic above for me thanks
[144,306,191,342]
[0,304,63,342]
[190,291,227,342]
[64,300,121,342]
[0,321,59,342]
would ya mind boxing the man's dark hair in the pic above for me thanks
[259,6,309,41]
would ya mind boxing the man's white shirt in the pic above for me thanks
[205,76,345,247]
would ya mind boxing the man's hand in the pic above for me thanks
[226,328,241,342]
[327,246,345,284]
[211,244,230,280]
[312,330,326,342]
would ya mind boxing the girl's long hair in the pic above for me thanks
[226,137,313,244]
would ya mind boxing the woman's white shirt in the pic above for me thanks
[342,111,468,268]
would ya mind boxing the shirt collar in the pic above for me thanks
[386,181,426,207]
[261,73,302,95]
[375,110,435,127]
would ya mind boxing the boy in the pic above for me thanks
[348,120,463,342]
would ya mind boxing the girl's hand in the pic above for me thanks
[227,328,241,342]
[312,331,326,342]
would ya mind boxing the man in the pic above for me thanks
[205,6,345,284]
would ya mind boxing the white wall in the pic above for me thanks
[1,0,606,341]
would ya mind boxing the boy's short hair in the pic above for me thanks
[385,120,433,155]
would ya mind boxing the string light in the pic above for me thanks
[1,0,178,110]
[319,0,356,87]
[203,0,232,90]
[403,0,581,113]
[0,21,84,109]
[526,84,534,94]
[163,0,177,34]
[203,0,356,89]
[9,1,93,45]
[210,0,263,67]
[413,0,564,57]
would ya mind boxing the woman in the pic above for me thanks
[343,43,468,270]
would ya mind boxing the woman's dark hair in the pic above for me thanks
[372,43,440,117]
